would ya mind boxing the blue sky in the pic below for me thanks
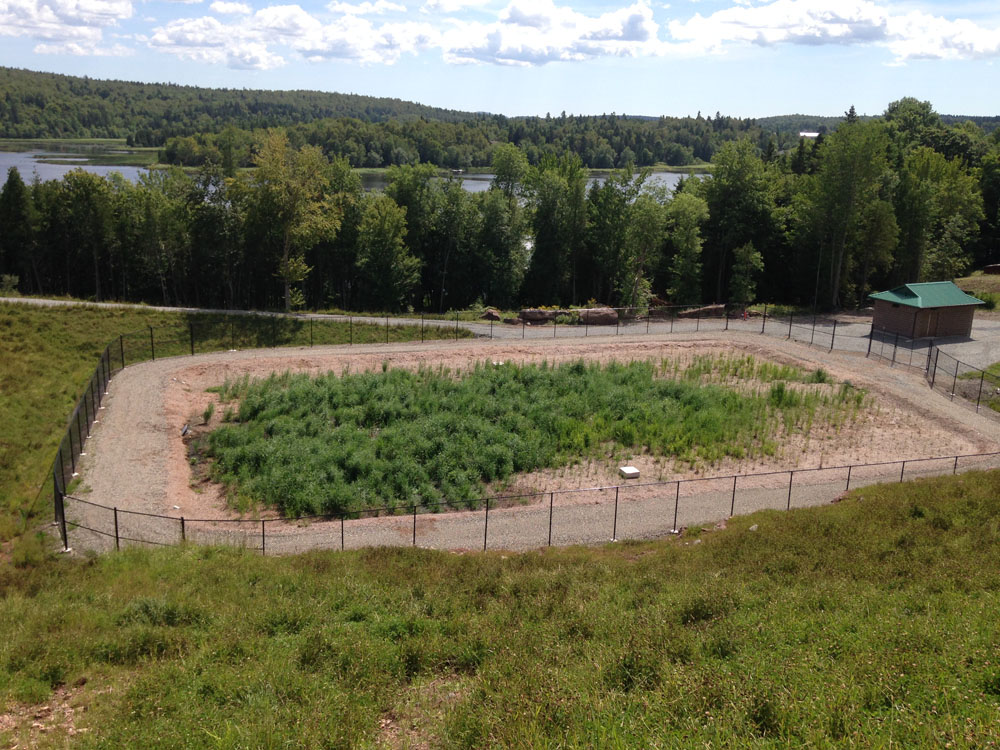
[1,0,998,117]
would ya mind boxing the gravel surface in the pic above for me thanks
[60,326,1000,555]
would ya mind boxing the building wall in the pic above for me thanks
[874,300,976,338]
[873,300,917,336]
[934,306,975,337]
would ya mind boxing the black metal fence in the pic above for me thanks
[47,302,998,554]
[59,451,1000,555]
[48,311,468,549]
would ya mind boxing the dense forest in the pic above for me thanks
[1,99,998,313]
[0,67,472,141]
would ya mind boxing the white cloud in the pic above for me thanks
[443,0,662,65]
[210,1,251,14]
[420,0,490,14]
[150,2,434,67]
[34,40,133,54]
[0,0,133,55]
[667,0,1000,62]
[142,0,1000,71]
[327,0,405,15]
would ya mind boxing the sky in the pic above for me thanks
[1,0,999,118]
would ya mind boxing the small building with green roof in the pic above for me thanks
[869,281,984,339]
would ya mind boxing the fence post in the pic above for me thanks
[522,319,525,339]
[787,313,793,339]
[931,349,940,388]
[53,468,68,552]
[761,305,767,334]
[68,421,77,476]
[926,341,934,374]
[190,323,195,356]
[310,319,313,347]
[82,390,91,439]
[724,310,729,331]
[149,326,155,361]
[412,505,417,546]
[670,313,674,334]
[830,320,837,351]
[548,492,554,546]
[386,315,390,344]
[455,311,459,341]
[490,319,493,339]
[271,316,277,347]
[891,332,899,366]
[350,316,353,345]
[899,461,906,482]
[231,321,236,351]
[55,448,65,508]
[977,371,985,412]
[671,482,680,533]
[119,334,125,369]
[553,316,557,338]
[76,409,86,455]
[180,516,185,542]
[730,475,737,516]
[867,324,874,356]
[811,315,816,346]
[616,315,620,336]
[696,309,700,332]
[585,316,589,337]
[953,456,959,475]
[612,487,619,542]
[951,358,959,401]
[113,507,120,551]
[261,519,266,556]
[646,314,650,334]
[341,516,345,551]
[846,464,852,491]
[786,471,793,510]
[483,498,489,551]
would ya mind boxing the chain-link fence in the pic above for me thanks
[57,452,1000,555]
[47,303,1000,554]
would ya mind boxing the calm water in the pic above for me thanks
[0,150,700,193]
[0,151,149,185]
[360,170,698,194]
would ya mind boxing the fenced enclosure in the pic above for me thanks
[58,452,1000,555]
[46,301,1000,556]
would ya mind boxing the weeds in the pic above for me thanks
[204,356,869,517]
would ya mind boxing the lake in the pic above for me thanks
[0,151,149,185]
[0,150,702,193]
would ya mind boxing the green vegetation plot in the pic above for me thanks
[206,356,864,516]
[3,471,1000,746]
[0,302,466,541]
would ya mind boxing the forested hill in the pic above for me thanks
[758,113,999,137]
[0,67,475,143]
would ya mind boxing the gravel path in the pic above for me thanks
[59,327,1000,555]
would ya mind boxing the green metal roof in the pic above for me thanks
[868,281,984,309]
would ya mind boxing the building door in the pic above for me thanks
[927,309,939,337]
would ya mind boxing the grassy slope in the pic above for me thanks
[1,472,999,746]
[0,302,467,540]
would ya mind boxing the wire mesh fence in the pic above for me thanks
[46,301,1000,555]
[57,451,1000,555]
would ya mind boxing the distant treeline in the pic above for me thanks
[0,67,470,141]
[159,111,769,171]
[1,99,997,314]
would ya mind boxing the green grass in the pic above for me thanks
[204,356,865,517]
[3,471,1000,746]
[0,302,468,541]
